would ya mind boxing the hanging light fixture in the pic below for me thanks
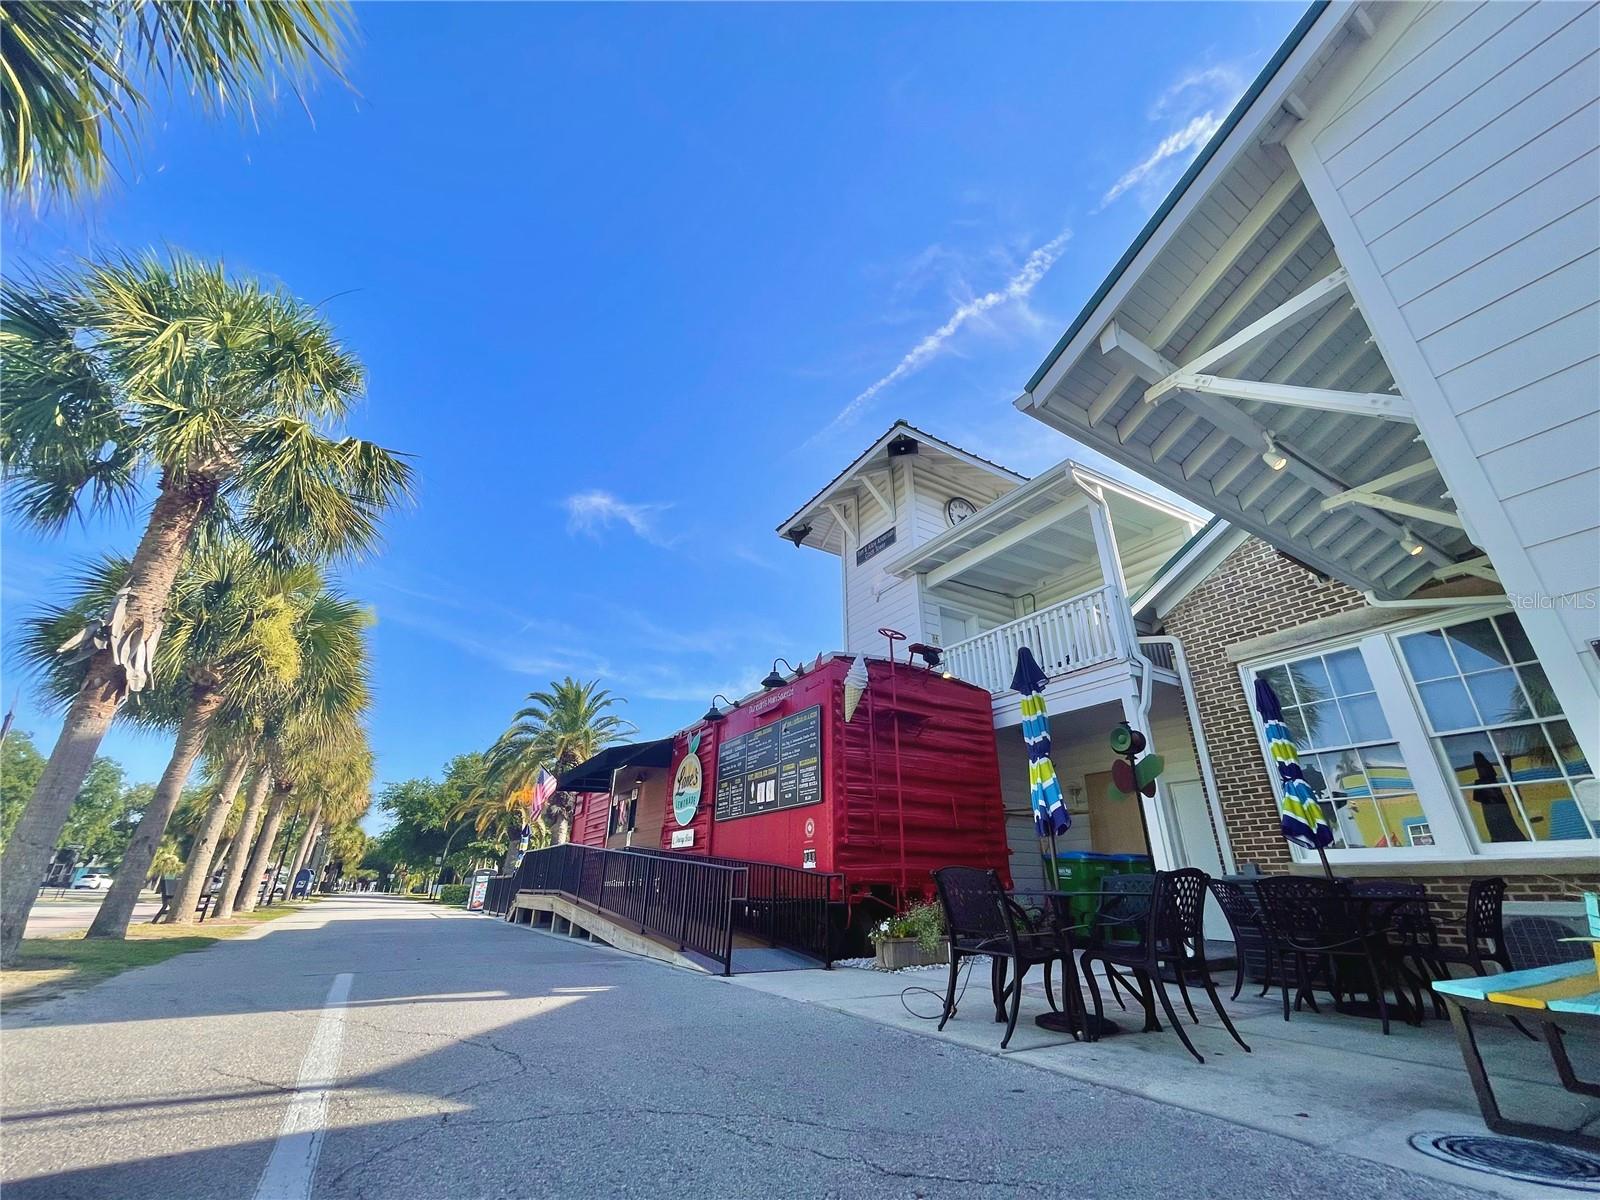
[702,694,738,722]
[760,657,804,688]
[1400,526,1425,557]
[1261,432,1288,472]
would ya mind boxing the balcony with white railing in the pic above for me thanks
[942,584,1128,696]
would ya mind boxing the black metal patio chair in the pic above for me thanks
[1208,877,1280,1000]
[1407,877,1536,1038]
[931,866,1077,1049]
[1079,868,1249,1064]
[1254,876,1420,1035]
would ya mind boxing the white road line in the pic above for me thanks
[253,971,353,1200]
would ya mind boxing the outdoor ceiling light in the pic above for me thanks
[784,523,812,548]
[1400,526,1425,557]
[702,694,739,723]
[761,657,804,688]
[1261,433,1288,472]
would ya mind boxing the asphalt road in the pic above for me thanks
[26,893,162,937]
[0,894,1484,1200]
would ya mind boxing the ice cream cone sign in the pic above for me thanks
[843,656,869,722]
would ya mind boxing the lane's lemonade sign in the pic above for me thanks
[673,733,704,826]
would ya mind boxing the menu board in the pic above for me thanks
[714,705,823,821]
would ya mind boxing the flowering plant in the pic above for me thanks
[868,899,945,955]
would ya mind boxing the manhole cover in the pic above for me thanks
[1409,1131,1600,1192]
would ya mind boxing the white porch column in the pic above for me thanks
[1079,480,1140,659]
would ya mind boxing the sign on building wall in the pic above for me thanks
[715,705,823,820]
[855,527,896,565]
[672,734,704,827]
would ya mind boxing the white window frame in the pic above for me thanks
[1389,610,1598,859]
[1237,604,1598,866]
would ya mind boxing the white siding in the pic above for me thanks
[903,459,1016,647]
[841,461,920,655]
[1300,0,1600,681]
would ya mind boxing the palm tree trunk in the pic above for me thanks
[87,681,225,939]
[212,764,271,921]
[286,803,322,892]
[163,744,254,924]
[0,478,211,963]
[236,787,291,914]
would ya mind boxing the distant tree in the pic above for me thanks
[482,679,634,844]
[0,731,46,846]
[58,757,139,865]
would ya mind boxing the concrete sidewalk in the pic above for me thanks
[721,957,1600,1199]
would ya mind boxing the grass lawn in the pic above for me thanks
[1,902,310,1009]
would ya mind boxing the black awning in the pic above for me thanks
[555,738,674,794]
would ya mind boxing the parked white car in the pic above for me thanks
[73,872,113,891]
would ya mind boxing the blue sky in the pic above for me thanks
[2,2,1305,812]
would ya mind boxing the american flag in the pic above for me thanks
[531,767,558,820]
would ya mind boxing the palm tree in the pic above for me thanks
[483,678,634,844]
[13,542,314,938]
[225,588,371,917]
[0,252,410,963]
[1,0,351,200]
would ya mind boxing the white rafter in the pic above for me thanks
[857,470,895,522]
[1318,458,1437,511]
[1163,373,1414,421]
[1143,268,1352,405]
[1090,323,1453,566]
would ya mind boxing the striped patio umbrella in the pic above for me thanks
[1254,676,1335,877]
[1013,648,1071,839]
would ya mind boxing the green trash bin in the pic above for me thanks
[1051,851,1116,937]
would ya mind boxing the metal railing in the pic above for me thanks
[1137,638,1177,672]
[943,584,1126,694]
[508,844,747,974]
[627,847,842,966]
[483,874,517,916]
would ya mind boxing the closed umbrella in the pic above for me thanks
[1254,677,1334,878]
[1013,648,1071,875]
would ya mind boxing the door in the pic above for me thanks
[938,607,974,646]
[1166,778,1232,943]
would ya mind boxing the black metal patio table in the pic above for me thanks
[1005,886,1151,1039]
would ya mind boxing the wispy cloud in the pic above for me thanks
[562,490,673,546]
[1097,60,1247,212]
[815,229,1072,440]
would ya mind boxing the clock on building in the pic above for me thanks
[945,496,978,527]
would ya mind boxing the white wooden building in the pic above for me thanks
[777,424,1233,903]
[1017,1,1599,879]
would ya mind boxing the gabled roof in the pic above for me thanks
[1024,1,1330,393]
[776,421,1026,553]
[1017,2,1480,601]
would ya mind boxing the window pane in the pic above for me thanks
[1447,619,1509,673]
[1287,658,1332,706]
[1299,754,1334,799]
[1301,701,1349,749]
[1461,786,1531,844]
[1465,668,1532,725]
[1517,664,1561,717]
[1339,692,1391,743]
[1546,720,1592,777]
[1494,612,1536,663]
[1325,647,1373,697]
[1323,749,1369,797]
[1419,678,1479,732]
[1369,794,1431,848]
[1359,743,1415,792]
[1439,732,1502,787]
[1400,629,1456,682]
[1313,800,1351,850]
[1259,664,1293,706]
[1515,780,1592,841]
[1491,725,1561,783]
[1281,705,1311,750]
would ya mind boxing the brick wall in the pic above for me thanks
[1161,535,1598,941]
